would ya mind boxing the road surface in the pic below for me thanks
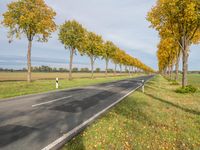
[0,75,154,150]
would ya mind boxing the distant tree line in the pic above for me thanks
[188,71,200,74]
[1,67,198,74]
[0,66,148,73]
[0,66,118,73]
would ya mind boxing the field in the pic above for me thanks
[63,74,200,150]
[0,72,129,81]
[185,74,200,88]
[0,72,143,99]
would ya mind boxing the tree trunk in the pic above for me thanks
[163,68,167,76]
[182,52,188,87]
[114,63,117,76]
[175,53,180,81]
[120,64,122,74]
[167,66,170,77]
[131,66,133,75]
[182,47,188,88]
[132,66,134,74]
[90,56,94,79]
[170,65,173,80]
[135,67,138,73]
[182,38,189,88]
[169,65,171,79]
[133,67,136,73]
[105,59,109,77]
[128,66,131,77]
[27,40,32,82]
[131,66,133,74]
[68,48,74,80]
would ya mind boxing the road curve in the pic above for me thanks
[0,75,154,150]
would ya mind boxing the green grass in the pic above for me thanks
[63,74,200,150]
[0,74,143,99]
[186,74,200,88]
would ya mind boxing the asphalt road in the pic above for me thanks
[0,75,154,150]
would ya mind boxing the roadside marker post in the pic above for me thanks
[142,80,144,93]
[56,77,59,89]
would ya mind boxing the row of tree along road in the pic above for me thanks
[147,0,200,88]
[1,0,154,82]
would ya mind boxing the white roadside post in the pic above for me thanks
[142,80,145,93]
[56,77,59,89]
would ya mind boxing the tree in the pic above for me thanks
[111,48,121,75]
[158,28,182,81]
[58,20,86,80]
[81,32,103,78]
[147,0,200,87]
[72,67,78,72]
[107,68,114,73]
[157,37,178,79]
[174,47,181,81]
[95,68,101,72]
[80,68,89,72]
[2,0,56,82]
[117,50,126,74]
[102,41,116,77]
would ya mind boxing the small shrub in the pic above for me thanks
[164,77,176,82]
[170,81,179,85]
[175,85,197,94]
[164,77,171,81]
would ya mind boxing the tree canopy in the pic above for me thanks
[58,20,86,51]
[2,0,56,42]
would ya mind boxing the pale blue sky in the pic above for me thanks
[0,0,199,70]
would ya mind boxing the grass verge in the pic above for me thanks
[63,74,200,150]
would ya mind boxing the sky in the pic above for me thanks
[0,0,199,71]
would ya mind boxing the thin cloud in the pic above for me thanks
[0,0,199,70]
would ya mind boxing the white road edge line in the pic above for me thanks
[32,96,72,107]
[41,80,150,150]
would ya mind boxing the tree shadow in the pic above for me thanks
[144,85,158,91]
[144,93,200,116]
[62,130,86,150]
[32,110,86,150]
[0,125,37,148]
[111,96,153,125]
[146,85,172,92]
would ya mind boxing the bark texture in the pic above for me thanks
[182,37,189,88]
[175,52,181,81]
[68,48,74,80]
[90,56,94,79]
[120,64,122,74]
[105,59,109,77]
[27,40,32,82]
[114,63,117,76]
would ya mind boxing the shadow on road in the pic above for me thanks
[0,125,37,147]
